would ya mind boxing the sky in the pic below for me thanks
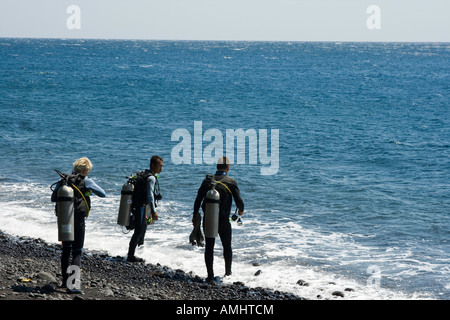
[0,0,449,42]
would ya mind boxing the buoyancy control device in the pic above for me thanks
[52,169,90,242]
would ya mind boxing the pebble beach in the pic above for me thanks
[0,230,302,301]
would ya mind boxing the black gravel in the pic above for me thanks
[0,230,304,301]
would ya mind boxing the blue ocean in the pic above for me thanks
[0,38,449,299]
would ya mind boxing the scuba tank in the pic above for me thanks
[117,181,134,226]
[204,188,220,238]
[52,169,90,241]
[56,184,75,242]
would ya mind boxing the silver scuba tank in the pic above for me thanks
[56,185,75,242]
[117,182,134,226]
[204,188,220,238]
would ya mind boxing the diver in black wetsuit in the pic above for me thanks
[193,156,244,283]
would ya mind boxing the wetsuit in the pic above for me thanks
[193,171,244,280]
[51,173,106,288]
[127,170,160,261]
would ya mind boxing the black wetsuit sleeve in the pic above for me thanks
[230,183,244,212]
[51,182,61,202]
[193,180,208,214]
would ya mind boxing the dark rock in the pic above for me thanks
[296,279,309,286]
[332,291,345,298]
[40,284,56,294]
[12,285,31,293]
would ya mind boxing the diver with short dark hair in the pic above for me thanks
[126,155,163,262]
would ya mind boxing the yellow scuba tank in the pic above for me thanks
[56,185,75,241]
[117,181,134,226]
[204,188,220,238]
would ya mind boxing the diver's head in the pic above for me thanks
[216,156,230,173]
[73,157,92,176]
[150,155,163,174]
